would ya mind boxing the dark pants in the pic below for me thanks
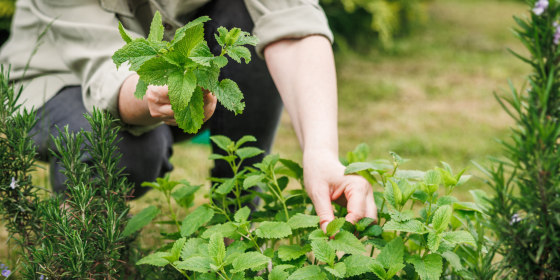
[31,0,283,198]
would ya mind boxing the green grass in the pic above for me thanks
[1,0,531,263]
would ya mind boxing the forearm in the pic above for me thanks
[264,35,339,159]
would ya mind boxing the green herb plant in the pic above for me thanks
[112,12,258,133]
[130,136,489,280]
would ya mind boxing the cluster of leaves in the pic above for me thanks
[112,12,258,133]
[482,0,560,278]
[320,0,429,51]
[129,136,490,280]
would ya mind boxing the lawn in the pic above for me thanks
[1,0,530,262]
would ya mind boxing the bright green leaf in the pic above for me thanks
[278,244,311,261]
[122,205,160,237]
[383,219,426,234]
[236,147,263,160]
[326,217,346,236]
[231,251,270,273]
[287,265,327,280]
[175,256,212,273]
[331,231,366,255]
[136,252,170,267]
[288,213,320,230]
[209,233,226,266]
[441,231,475,246]
[255,221,292,239]
[311,239,335,266]
[377,237,404,269]
[214,79,245,114]
[234,206,251,223]
[343,254,375,277]
[181,205,214,237]
[432,205,452,232]
[407,254,443,280]
[325,262,346,278]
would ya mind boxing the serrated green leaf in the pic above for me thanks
[175,24,204,57]
[383,219,426,234]
[168,69,197,112]
[441,231,475,246]
[148,11,164,43]
[112,39,157,71]
[344,162,381,174]
[287,265,327,280]
[236,147,263,160]
[235,32,259,46]
[174,16,211,42]
[389,179,403,206]
[331,231,365,255]
[356,217,375,231]
[210,135,234,152]
[234,206,251,223]
[215,26,228,47]
[370,260,387,280]
[189,42,214,66]
[137,56,176,86]
[325,262,346,278]
[308,228,328,240]
[134,78,148,99]
[407,254,443,280]
[364,225,383,237]
[195,64,220,91]
[377,237,404,269]
[172,183,200,208]
[343,254,375,277]
[269,266,290,280]
[231,252,270,273]
[215,79,245,114]
[213,55,229,68]
[122,205,160,237]
[453,201,482,213]
[166,237,187,263]
[441,251,464,271]
[175,256,212,273]
[227,46,251,64]
[118,22,132,43]
[311,240,335,266]
[278,158,303,180]
[386,262,406,279]
[287,213,320,230]
[175,87,205,133]
[181,205,214,237]
[432,205,452,233]
[243,174,264,190]
[216,178,235,195]
[225,27,242,46]
[209,233,226,266]
[278,245,311,261]
[202,222,237,239]
[235,135,257,147]
[255,221,292,239]
[427,231,442,252]
[326,217,346,236]
[181,238,206,260]
[136,252,170,267]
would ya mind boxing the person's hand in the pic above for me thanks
[144,85,217,126]
[303,149,377,233]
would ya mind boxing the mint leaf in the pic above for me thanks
[234,206,251,223]
[287,213,320,230]
[118,22,132,43]
[175,87,205,133]
[441,231,475,246]
[226,46,251,64]
[190,43,215,67]
[407,254,443,280]
[427,231,442,252]
[383,219,426,234]
[377,236,404,269]
[112,40,157,71]
[278,244,310,261]
[181,205,214,237]
[210,135,234,152]
[311,239,335,266]
[432,205,452,232]
[236,147,263,160]
[202,222,238,239]
[148,11,164,43]
[343,254,375,277]
[231,252,270,273]
[325,262,346,278]
[134,78,148,99]
[137,57,176,86]
[287,266,327,280]
[122,205,160,237]
[168,70,197,112]
[136,252,170,267]
[255,221,292,239]
[331,231,366,255]
[175,256,212,273]
[269,266,291,280]
[181,238,206,260]
[326,217,346,236]
[166,237,187,263]
[215,79,245,114]
[174,24,204,57]
[208,233,226,266]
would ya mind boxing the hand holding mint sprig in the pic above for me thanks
[112,12,258,133]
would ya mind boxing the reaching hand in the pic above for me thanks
[303,150,377,233]
[145,85,217,126]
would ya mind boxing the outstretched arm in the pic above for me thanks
[264,35,377,231]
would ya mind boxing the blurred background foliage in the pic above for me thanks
[0,0,14,45]
[321,0,431,51]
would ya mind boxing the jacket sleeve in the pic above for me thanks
[29,0,136,119]
[243,0,334,57]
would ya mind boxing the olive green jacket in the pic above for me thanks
[0,0,332,132]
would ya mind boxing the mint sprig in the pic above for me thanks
[112,12,258,133]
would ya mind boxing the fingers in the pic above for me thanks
[307,185,335,233]
[146,85,176,124]
[203,90,217,122]
[342,176,377,224]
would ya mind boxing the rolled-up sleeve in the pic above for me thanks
[29,0,135,118]
[243,0,333,56]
